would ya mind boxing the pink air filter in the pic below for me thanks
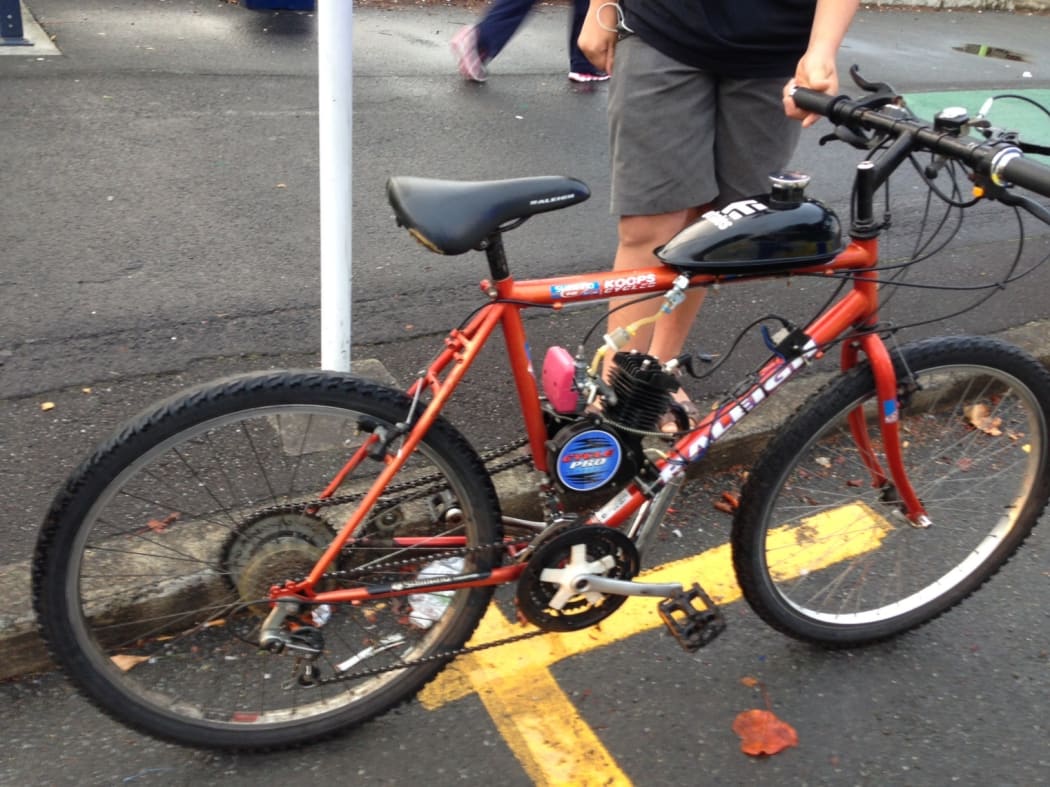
[542,346,581,414]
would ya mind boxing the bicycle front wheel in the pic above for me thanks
[732,337,1050,646]
[34,371,502,749]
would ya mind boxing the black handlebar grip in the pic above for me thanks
[1000,155,1050,199]
[791,87,845,120]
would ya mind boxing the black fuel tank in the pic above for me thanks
[656,197,843,275]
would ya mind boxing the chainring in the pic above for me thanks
[515,525,640,632]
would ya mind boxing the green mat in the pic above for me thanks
[903,89,1050,162]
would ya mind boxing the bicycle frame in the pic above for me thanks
[271,230,930,609]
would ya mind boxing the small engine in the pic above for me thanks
[545,350,680,508]
[603,351,681,433]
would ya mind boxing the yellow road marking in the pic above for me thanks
[764,502,893,581]
[455,610,631,785]
[418,500,894,784]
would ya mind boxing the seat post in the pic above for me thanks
[483,233,511,281]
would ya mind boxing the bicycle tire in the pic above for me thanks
[33,370,502,749]
[732,336,1050,646]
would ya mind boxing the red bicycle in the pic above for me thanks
[34,71,1050,749]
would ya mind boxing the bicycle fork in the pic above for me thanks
[842,331,932,528]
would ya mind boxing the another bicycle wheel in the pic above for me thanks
[732,336,1050,646]
[34,371,502,749]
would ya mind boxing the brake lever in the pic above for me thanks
[1003,190,1050,225]
[849,65,894,97]
[981,179,1050,224]
[818,66,906,150]
[819,125,878,150]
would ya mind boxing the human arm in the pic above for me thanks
[578,0,620,75]
[783,0,861,127]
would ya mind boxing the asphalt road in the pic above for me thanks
[3,474,1050,786]
[2,1,1050,784]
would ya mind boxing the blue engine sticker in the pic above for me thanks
[556,429,622,492]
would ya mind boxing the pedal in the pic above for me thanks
[657,583,726,652]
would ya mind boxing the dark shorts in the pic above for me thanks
[608,36,801,216]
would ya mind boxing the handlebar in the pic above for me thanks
[793,84,1050,200]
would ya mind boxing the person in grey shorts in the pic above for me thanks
[579,0,859,429]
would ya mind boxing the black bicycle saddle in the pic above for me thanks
[387,175,590,255]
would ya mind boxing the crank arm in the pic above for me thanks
[572,574,683,598]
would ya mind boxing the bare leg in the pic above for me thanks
[606,206,708,405]
[648,287,706,404]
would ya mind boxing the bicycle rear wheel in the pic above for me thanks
[34,371,502,749]
[732,337,1050,646]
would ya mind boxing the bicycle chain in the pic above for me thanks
[312,627,548,685]
[303,535,551,686]
[272,434,532,586]
[264,435,554,683]
[248,437,532,523]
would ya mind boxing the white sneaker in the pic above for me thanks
[451,26,488,83]
[568,71,610,83]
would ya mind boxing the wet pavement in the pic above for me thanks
[3,1,1050,784]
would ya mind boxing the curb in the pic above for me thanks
[6,320,1050,682]
[0,1,60,56]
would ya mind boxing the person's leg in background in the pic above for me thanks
[476,0,536,62]
[451,0,536,82]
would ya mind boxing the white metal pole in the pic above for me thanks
[318,0,353,371]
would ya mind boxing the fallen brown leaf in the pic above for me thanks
[720,490,741,510]
[732,708,799,756]
[965,403,1003,436]
[111,654,150,672]
[146,512,180,533]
